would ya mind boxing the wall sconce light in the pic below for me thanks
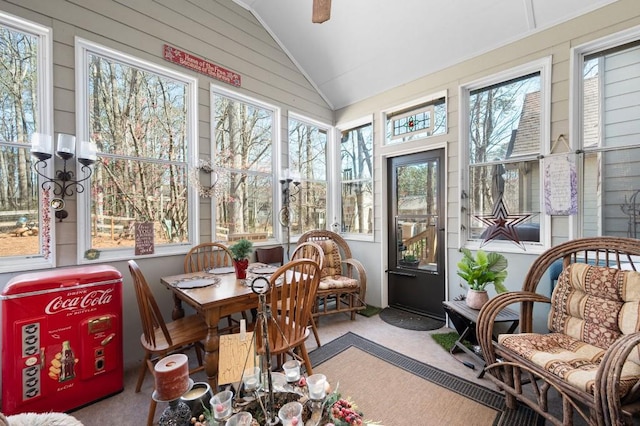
[279,169,301,259]
[31,133,97,221]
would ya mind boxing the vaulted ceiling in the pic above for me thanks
[233,0,619,110]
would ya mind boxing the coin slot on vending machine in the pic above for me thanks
[82,315,117,377]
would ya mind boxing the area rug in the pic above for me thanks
[309,332,540,426]
[378,307,444,330]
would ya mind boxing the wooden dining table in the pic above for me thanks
[160,263,278,389]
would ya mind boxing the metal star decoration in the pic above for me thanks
[475,192,531,250]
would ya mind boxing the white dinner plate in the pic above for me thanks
[175,278,220,289]
[207,266,235,274]
[251,266,278,274]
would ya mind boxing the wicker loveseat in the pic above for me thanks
[477,237,640,425]
[296,230,367,321]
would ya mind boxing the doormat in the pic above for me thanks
[357,304,382,317]
[379,307,445,331]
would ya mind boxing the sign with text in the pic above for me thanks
[543,154,577,215]
[163,44,241,87]
[135,221,155,256]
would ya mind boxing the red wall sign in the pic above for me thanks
[163,44,241,87]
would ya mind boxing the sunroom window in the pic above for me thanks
[76,39,198,261]
[211,86,278,244]
[288,114,328,236]
[0,13,53,272]
[576,36,640,238]
[461,59,551,250]
[338,118,374,236]
[384,93,446,145]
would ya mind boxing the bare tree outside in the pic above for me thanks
[340,122,373,234]
[213,94,274,242]
[87,53,190,249]
[467,73,541,240]
[288,117,327,235]
[0,25,42,257]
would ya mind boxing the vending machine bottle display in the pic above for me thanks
[1,265,123,415]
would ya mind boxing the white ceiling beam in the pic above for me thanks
[524,0,536,30]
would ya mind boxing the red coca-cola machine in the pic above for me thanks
[1,265,123,415]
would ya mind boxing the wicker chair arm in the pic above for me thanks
[477,291,551,366]
[595,331,640,426]
[342,258,367,301]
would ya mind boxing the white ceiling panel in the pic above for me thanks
[234,0,620,109]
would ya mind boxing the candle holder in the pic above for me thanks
[210,390,234,422]
[282,360,301,383]
[153,379,194,426]
[158,398,192,426]
[306,374,327,401]
[30,133,97,221]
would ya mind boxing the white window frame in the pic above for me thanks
[287,111,332,239]
[382,90,448,145]
[335,115,375,242]
[209,84,281,246]
[570,25,640,239]
[0,12,55,273]
[75,38,199,263]
[458,57,552,253]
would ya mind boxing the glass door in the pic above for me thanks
[387,149,445,319]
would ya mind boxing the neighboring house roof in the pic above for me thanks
[507,77,599,157]
[509,91,540,158]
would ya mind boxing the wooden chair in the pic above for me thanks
[291,241,325,346]
[291,241,325,270]
[297,230,367,322]
[184,242,234,272]
[184,242,246,332]
[477,237,640,426]
[255,246,284,266]
[128,260,207,426]
[255,258,321,375]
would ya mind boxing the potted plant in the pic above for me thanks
[457,248,508,309]
[400,253,420,267]
[229,238,253,279]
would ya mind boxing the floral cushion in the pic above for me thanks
[317,240,343,278]
[319,275,359,290]
[499,263,640,396]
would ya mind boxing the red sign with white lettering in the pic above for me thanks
[163,44,241,87]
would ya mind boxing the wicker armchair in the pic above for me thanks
[296,230,366,322]
[477,237,640,426]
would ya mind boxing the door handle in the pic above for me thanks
[387,270,417,278]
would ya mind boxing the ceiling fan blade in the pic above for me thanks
[312,0,331,23]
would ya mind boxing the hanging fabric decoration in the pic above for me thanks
[475,192,532,250]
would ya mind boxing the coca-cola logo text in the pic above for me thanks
[45,289,113,315]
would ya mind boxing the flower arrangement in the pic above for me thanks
[326,394,364,426]
[192,376,373,426]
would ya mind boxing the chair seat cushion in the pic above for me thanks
[499,332,640,397]
[319,275,359,290]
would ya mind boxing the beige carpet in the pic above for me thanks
[314,347,498,425]
[308,332,539,426]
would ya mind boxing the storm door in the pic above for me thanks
[387,150,445,319]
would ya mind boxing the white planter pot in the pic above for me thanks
[466,289,489,310]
